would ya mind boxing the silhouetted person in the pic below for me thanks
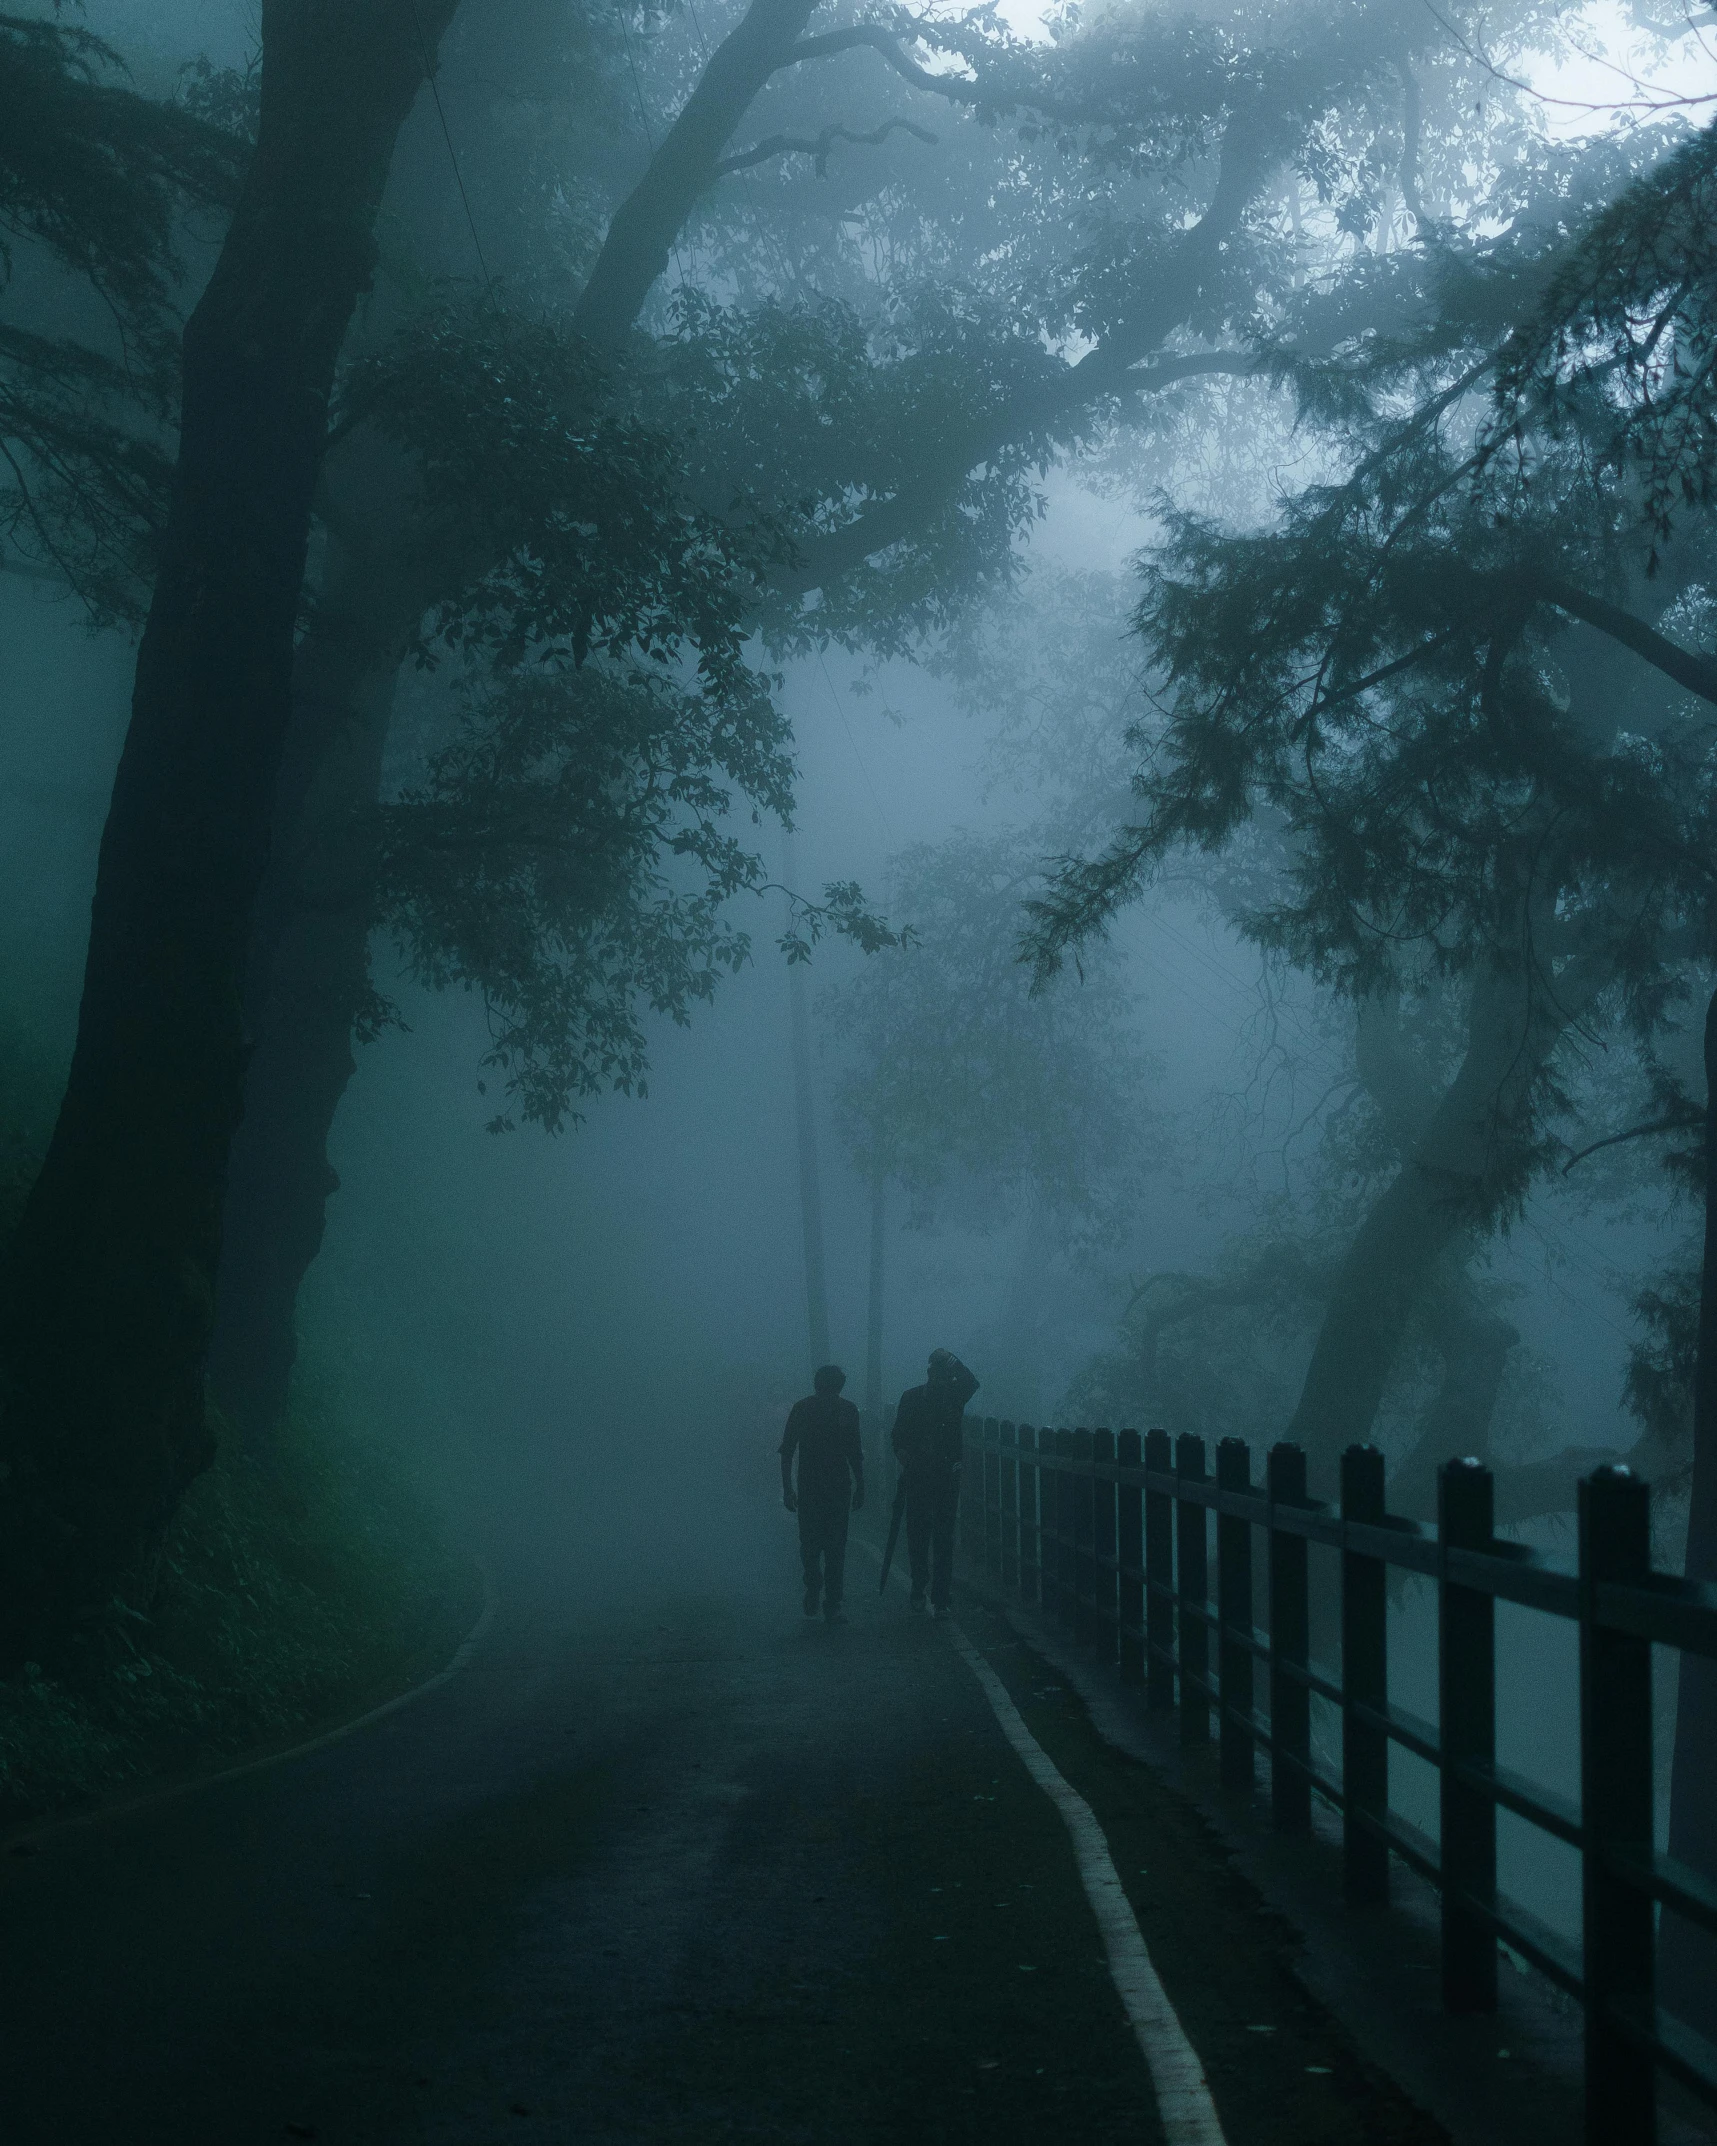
[780,1364,865,1623]
[890,1348,979,1618]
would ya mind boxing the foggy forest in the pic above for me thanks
[5,0,1717,2139]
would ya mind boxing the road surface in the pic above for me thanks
[0,1469,1446,2144]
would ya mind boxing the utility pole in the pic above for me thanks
[783,829,831,1374]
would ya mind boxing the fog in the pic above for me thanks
[6,0,1717,2132]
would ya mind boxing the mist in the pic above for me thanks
[5,0,1717,2139]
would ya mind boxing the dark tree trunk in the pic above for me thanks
[1663,986,1717,2037]
[569,0,821,347]
[1387,1268,1520,1520]
[1284,953,1601,1491]
[0,0,457,1647]
[206,439,427,1442]
[206,561,416,1437]
[209,0,828,1437]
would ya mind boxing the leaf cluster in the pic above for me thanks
[372,657,795,1132]
[0,12,244,619]
[344,305,787,686]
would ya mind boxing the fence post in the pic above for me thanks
[1267,1442,1311,1833]
[1036,1432,1053,1621]
[1439,1457,1497,2014]
[1118,1430,1144,1685]
[1001,1423,1018,1591]
[1342,1443,1389,1906]
[1056,1430,1077,1632]
[984,1418,1002,1584]
[960,1413,978,1564]
[1580,1465,1655,2146]
[1177,1433,1210,1746]
[1038,1432,1056,1624]
[1072,1428,1095,1645]
[1018,1428,1039,1608]
[1094,1430,1118,1666]
[1145,1428,1175,1713]
[1217,1437,1255,1791]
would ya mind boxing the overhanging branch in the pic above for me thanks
[1537,574,1717,709]
[778,25,984,104]
[774,108,1278,598]
[716,115,936,177]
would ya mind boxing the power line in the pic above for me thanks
[407,0,495,296]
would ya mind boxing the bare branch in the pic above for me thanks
[716,115,936,178]
[1560,1107,1705,1175]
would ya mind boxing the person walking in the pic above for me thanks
[889,1349,979,1618]
[780,1364,865,1624]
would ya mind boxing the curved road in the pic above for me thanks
[0,1472,1445,2145]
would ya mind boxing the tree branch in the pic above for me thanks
[775,108,1279,599]
[1560,1107,1705,1175]
[715,115,936,178]
[1537,573,1717,710]
[777,25,983,104]
[572,0,825,347]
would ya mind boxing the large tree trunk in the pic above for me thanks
[0,0,456,1648]
[1284,954,1599,1491]
[206,463,422,1439]
[1662,986,1717,2037]
[1386,1265,1520,1520]
[209,0,829,1435]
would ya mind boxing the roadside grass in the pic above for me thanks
[0,1388,482,1828]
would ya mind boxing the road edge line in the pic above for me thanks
[948,1621,1230,2146]
[3,1564,496,1850]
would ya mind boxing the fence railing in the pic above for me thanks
[958,1414,1717,2146]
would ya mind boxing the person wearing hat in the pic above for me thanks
[889,1349,980,1618]
[780,1363,865,1623]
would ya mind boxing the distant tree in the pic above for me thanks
[822,825,1154,1415]
[1027,113,1717,1504]
[1025,98,1717,2037]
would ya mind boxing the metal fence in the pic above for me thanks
[958,1414,1717,2146]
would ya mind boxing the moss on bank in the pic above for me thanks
[0,1393,481,1828]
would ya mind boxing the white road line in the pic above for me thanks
[948,1623,1230,2146]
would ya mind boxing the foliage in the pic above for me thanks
[0,1390,476,1824]
[0,11,242,620]
[1625,1260,1700,1468]
[344,303,789,683]
[1026,131,1717,1048]
[1491,118,1717,571]
[374,657,793,1132]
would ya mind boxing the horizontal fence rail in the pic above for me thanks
[957,1415,1717,2146]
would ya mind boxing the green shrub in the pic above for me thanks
[0,1393,480,1826]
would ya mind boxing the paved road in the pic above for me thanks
[0,1473,1446,2145]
